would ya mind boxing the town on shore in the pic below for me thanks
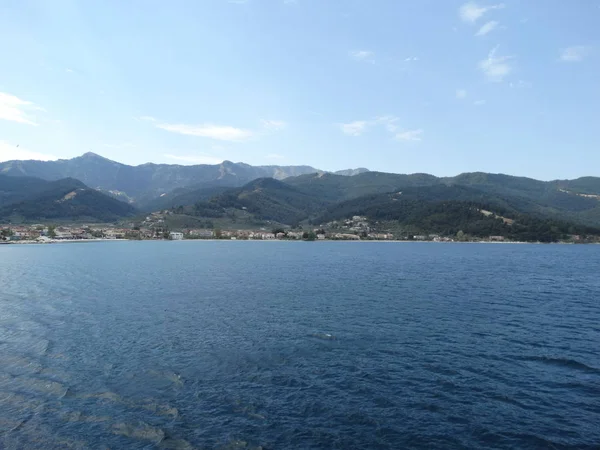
[1,213,595,244]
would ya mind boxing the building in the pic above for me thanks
[169,232,184,240]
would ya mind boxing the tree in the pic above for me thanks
[47,225,56,238]
[214,228,223,239]
[456,230,466,241]
[303,231,317,241]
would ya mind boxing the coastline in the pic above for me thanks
[3,239,593,245]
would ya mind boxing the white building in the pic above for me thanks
[169,232,184,240]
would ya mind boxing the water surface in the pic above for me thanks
[1,241,599,449]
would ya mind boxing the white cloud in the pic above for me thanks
[456,89,467,99]
[459,2,505,23]
[0,141,59,162]
[475,20,499,36]
[349,50,374,63]
[341,116,421,141]
[404,56,419,62]
[156,123,254,142]
[0,92,43,126]
[267,153,285,159]
[509,80,531,89]
[143,116,286,141]
[163,153,224,165]
[395,129,423,141]
[340,120,369,136]
[473,100,486,106]
[260,119,287,131]
[479,46,513,82]
[374,115,400,132]
[559,46,589,62]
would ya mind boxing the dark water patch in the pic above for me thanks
[517,355,600,374]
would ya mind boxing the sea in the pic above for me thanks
[1,241,599,449]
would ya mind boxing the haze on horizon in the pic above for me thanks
[0,1,598,181]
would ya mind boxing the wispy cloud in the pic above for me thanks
[395,129,423,141]
[456,89,467,99]
[473,99,486,106]
[475,20,499,36]
[459,2,505,23]
[404,56,419,62]
[156,123,254,141]
[143,117,286,142]
[0,92,44,126]
[163,153,224,165]
[340,120,369,136]
[340,116,422,142]
[375,115,400,133]
[479,46,513,82]
[559,46,589,62]
[0,140,58,162]
[267,153,285,159]
[509,80,531,89]
[349,50,374,63]
[260,119,287,131]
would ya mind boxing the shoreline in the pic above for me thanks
[2,239,596,245]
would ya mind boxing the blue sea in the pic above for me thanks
[1,241,599,449]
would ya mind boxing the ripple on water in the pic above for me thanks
[112,420,166,444]
[518,355,600,374]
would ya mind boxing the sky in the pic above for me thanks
[0,0,599,180]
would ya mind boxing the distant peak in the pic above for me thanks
[80,152,108,160]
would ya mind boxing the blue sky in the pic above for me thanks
[0,0,598,180]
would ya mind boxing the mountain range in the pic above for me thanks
[1,153,600,239]
[0,152,339,207]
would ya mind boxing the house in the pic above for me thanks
[55,230,74,240]
[188,229,214,238]
[169,232,184,240]
[334,233,360,240]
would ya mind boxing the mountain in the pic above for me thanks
[0,153,324,207]
[284,172,441,203]
[334,168,370,176]
[0,174,53,207]
[0,174,136,222]
[176,178,329,225]
[2,153,600,228]
[159,178,600,242]
[282,171,600,227]
[314,189,600,243]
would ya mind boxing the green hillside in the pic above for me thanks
[177,177,328,225]
[315,188,600,242]
[0,175,136,222]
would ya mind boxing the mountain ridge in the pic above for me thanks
[0,174,136,222]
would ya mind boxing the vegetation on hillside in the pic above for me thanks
[0,176,136,222]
